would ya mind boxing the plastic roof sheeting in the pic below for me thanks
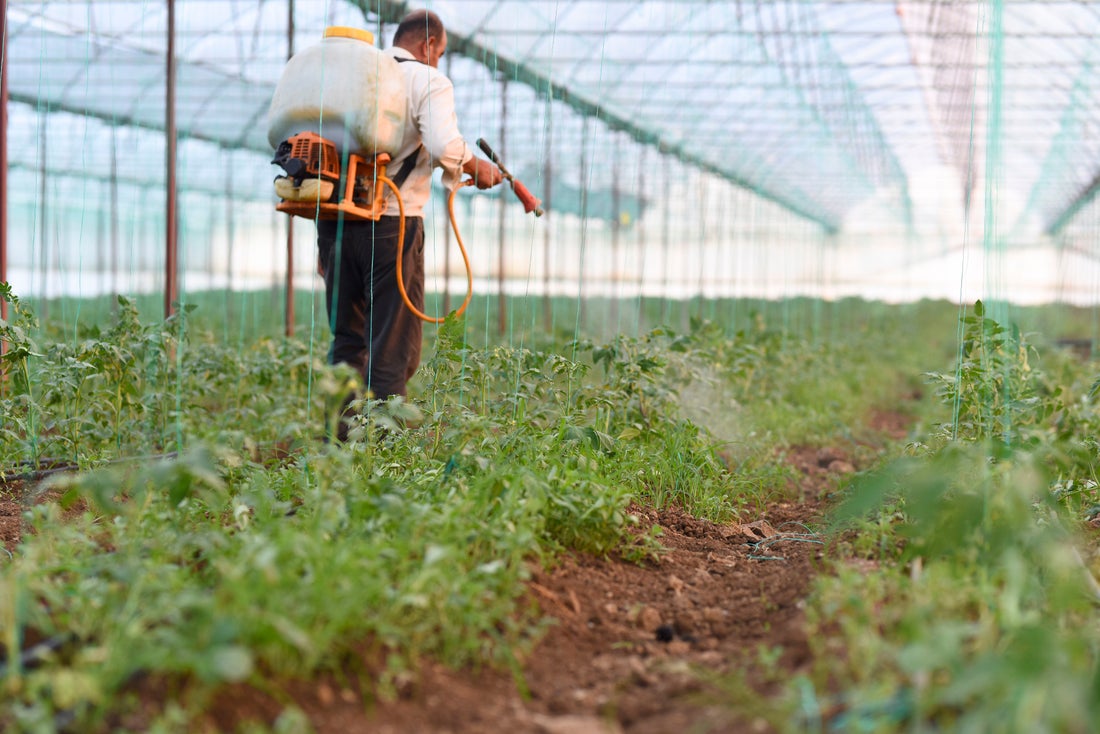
[5,0,1100,236]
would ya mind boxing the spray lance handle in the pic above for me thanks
[476,138,544,217]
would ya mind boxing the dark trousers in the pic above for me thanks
[317,215,424,401]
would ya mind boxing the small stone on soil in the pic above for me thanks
[827,459,855,474]
[532,713,622,734]
[667,640,691,655]
[637,605,662,632]
[697,650,724,666]
[702,606,725,624]
[815,447,846,466]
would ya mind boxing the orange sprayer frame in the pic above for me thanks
[274,132,391,221]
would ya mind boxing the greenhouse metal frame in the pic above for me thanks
[2,0,1100,329]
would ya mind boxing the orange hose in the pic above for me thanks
[381,175,475,324]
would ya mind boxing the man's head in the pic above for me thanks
[392,10,447,68]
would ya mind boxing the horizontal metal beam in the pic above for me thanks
[475,28,1100,41]
[360,0,836,231]
[8,92,268,155]
[4,159,272,203]
[21,52,1095,71]
[1047,171,1100,235]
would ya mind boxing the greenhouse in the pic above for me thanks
[2,1,1100,732]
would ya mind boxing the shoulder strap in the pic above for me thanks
[389,145,423,189]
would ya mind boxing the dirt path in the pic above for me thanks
[193,501,829,734]
[366,452,840,734]
[194,444,856,734]
[1,480,29,554]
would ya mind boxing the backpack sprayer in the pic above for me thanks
[270,133,541,323]
[267,26,542,324]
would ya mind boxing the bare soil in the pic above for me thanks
[0,417,903,734]
[0,480,24,553]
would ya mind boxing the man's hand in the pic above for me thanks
[463,156,505,189]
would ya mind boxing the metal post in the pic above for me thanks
[542,104,553,331]
[285,213,294,336]
[225,153,235,326]
[284,0,295,337]
[164,0,179,319]
[636,145,647,330]
[270,206,280,311]
[0,0,8,333]
[97,185,106,297]
[38,114,48,320]
[660,154,670,324]
[577,116,589,329]
[110,127,119,308]
[610,133,620,326]
[718,179,729,321]
[695,171,707,322]
[442,51,452,314]
[496,75,508,336]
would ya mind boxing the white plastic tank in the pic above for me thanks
[267,26,407,156]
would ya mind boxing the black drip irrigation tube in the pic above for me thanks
[746,521,824,561]
[0,631,81,677]
[1,452,180,484]
[0,631,87,731]
[1,452,181,561]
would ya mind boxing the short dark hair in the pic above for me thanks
[392,10,445,46]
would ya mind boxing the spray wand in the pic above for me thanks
[477,138,544,217]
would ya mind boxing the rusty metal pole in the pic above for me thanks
[284,0,295,337]
[660,153,670,324]
[636,145,647,330]
[38,115,48,320]
[224,154,235,326]
[164,0,179,319]
[695,171,707,322]
[97,186,107,297]
[1,0,9,335]
[110,127,119,308]
[496,75,508,337]
[541,104,553,331]
[442,51,452,314]
[577,116,589,330]
[610,133,620,327]
[284,204,295,336]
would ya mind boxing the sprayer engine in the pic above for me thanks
[271,131,390,221]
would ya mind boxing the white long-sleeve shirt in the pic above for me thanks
[385,46,474,217]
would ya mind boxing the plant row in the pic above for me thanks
[1,284,917,732]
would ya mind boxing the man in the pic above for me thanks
[317,10,502,437]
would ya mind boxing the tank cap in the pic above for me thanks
[324,26,374,44]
